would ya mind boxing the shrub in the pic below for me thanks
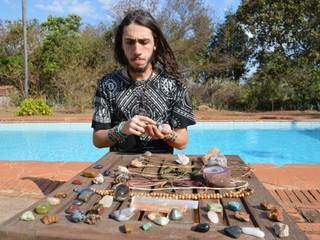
[17,98,53,116]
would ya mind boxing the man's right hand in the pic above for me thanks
[120,115,156,136]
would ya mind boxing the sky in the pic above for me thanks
[0,0,241,26]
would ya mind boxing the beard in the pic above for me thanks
[127,52,155,73]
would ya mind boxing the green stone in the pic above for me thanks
[207,202,223,213]
[141,223,152,231]
[35,202,51,215]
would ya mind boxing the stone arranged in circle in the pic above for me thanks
[192,223,210,233]
[224,226,242,238]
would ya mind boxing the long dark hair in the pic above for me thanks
[114,9,180,79]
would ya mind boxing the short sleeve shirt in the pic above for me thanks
[91,69,196,153]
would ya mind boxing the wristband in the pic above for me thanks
[164,130,177,143]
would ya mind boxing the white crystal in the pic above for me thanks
[46,197,61,206]
[273,223,289,237]
[92,173,104,184]
[207,211,219,224]
[20,211,35,221]
[99,195,113,208]
[207,151,228,167]
[241,227,265,238]
[176,154,190,165]
[110,207,136,221]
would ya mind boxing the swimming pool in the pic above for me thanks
[0,121,319,165]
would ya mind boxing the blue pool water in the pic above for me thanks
[0,122,320,165]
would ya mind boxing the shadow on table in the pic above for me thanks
[21,177,65,195]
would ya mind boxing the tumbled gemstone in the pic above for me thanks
[41,214,59,225]
[70,210,85,223]
[78,188,94,202]
[35,202,51,215]
[55,192,67,198]
[228,201,242,211]
[192,223,210,233]
[103,170,111,176]
[110,207,136,222]
[141,223,152,231]
[73,186,90,193]
[72,199,84,206]
[267,208,283,222]
[152,216,169,226]
[114,184,129,201]
[82,170,98,178]
[169,208,183,221]
[207,202,223,212]
[93,164,103,169]
[65,205,80,214]
[72,179,83,185]
[207,211,219,224]
[241,227,265,238]
[224,226,242,238]
[273,223,289,237]
[234,211,250,222]
[46,197,61,206]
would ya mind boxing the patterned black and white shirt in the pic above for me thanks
[91,69,196,153]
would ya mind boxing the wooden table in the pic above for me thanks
[0,153,308,239]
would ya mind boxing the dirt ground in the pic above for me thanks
[1,106,320,121]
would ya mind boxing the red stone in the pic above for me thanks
[72,179,83,185]
[267,208,284,222]
[65,205,80,214]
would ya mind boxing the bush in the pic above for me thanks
[17,98,53,116]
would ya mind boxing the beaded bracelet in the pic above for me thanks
[108,122,127,145]
[164,130,178,143]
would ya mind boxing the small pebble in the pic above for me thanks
[20,211,35,221]
[207,211,219,224]
[241,227,265,238]
[228,201,242,211]
[35,202,51,215]
[93,164,103,169]
[224,226,242,238]
[46,197,61,206]
[273,222,289,237]
[141,223,152,231]
[192,223,210,233]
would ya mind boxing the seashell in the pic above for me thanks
[99,195,113,208]
[176,154,190,165]
[46,197,61,206]
[92,173,104,184]
[207,211,219,224]
[41,214,59,225]
[20,211,35,221]
[110,207,136,222]
[241,227,265,238]
[117,166,129,174]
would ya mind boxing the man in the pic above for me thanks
[92,9,195,153]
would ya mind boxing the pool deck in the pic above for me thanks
[0,109,320,239]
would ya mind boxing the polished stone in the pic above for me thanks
[267,208,283,222]
[78,188,94,202]
[193,223,210,233]
[72,179,83,185]
[70,210,85,223]
[224,226,242,238]
[169,208,183,221]
[207,211,219,224]
[73,186,90,193]
[82,169,98,178]
[46,197,61,206]
[141,223,152,231]
[207,202,223,212]
[93,164,103,169]
[35,202,51,215]
[152,216,169,226]
[41,214,59,225]
[228,201,242,211]
[65,204,80,214]
[114,184,129,201]
[92,173,104,184]
[241,227,265,238]
[72,199,84,206]
[55,192,67,198]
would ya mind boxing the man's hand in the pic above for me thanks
[121,115,156,136]
[146,123,172,140]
